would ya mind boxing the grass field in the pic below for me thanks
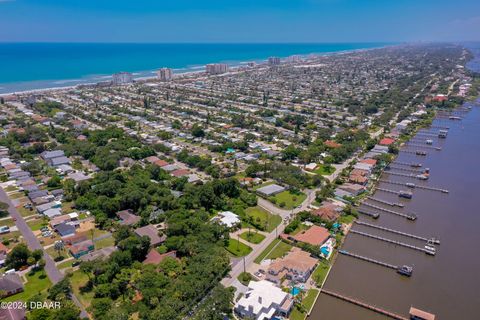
[254,238,280,264]
[269,191,306,209]
[314,164,336,176]
[94,236,115,250]
[0,218,16,227]
[245,206,282,232]
[57,259,76,270]
[338,214,356,225]
[225,238,252,257]
[264,240,292,260]
[239,230,265,244]
[289,288,320,320]
[312,259,331,286]
[70,271,94,307]
[17,206,36,218]
[27,218,48,231]
[3,270,51,302]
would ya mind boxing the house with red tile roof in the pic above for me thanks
[324,140,341,149]
[379,138,395,146]
[292,225,330,246]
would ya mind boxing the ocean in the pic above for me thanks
[0,42,390,94]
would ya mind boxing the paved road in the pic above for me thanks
[0,188,89,318]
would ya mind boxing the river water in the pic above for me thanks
[311,48,480,319]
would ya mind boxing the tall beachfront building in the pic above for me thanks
[157,68,173,81]
[112,72,133,85]
[268,57,281,65]
[206,63,229,75]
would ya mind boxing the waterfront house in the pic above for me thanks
[292,225,330,246]
[266,247,318,284]
[235,280,294,320]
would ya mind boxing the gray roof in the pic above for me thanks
[42,150,65,159]
[0,273,23,293]
[256,184,286,196]
[49,156,71,166]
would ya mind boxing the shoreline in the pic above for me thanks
[0,44,393,97]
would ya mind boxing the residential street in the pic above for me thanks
[0,187,88,318]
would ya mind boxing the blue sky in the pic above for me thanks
[1,0,479,42]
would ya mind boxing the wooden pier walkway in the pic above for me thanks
[361,202,417,220]
[392,161,422,167]
[355,221,440,244]
[357,208,380,219]
[339,250,398,269]
[378,180,448,193]
[320,289,409,320]
[350,230,435,255]
[367,196,404,208]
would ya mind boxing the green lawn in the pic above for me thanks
[254,238,281,264]
[289,288,320,320]
[303,288,320,311]
[225,238,252,257]
[314,164,336,176]
[4,185,17,192]
[70,270,94,307]
[27,218,48,231]
[18,206,36,218]
[94,236,115,250]
[57,259,76,270]
[239,231,265,244]
[269,191,307,209]
[9,192,25,200]
[245,206,282,232]
[312,259,331,287]
[264,240,292,260]
[237,272,254,286]
[3,270,51,302]
[0,218,16,227]
[338,214,356,225]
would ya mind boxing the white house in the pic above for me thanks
[235,280,293,320]
[211,211,240,228]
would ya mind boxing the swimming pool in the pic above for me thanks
[291,287,301,296]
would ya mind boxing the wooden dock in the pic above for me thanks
[378,180,448,193]
[366,196,404,208]
[320,289,409,320]
[350,230,435,255]
[355,220,440,244]
[361,201,417,220]
[339,250,398,270]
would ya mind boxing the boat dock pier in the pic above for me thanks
[320,289,409,320]
[386,165,422,173]
[339,250,398,270]
[366,196,404,208]
[355,221,440,244]
[378,180,448,193]
[350,230,435,255]
[384,171,417,178]
[361,202,417,220]
[392,161,422,168]
[405,143,442,151]
[384,171,429,181]
[401,150,428,156]
[357,208,380,219]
